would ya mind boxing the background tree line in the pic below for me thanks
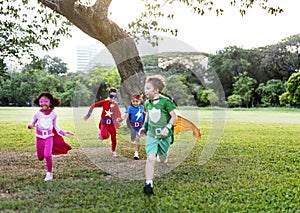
[0,56,121,107]
[209,34,300,107]
[0,34,300,108]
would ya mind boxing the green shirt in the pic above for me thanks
[145,95,176,138]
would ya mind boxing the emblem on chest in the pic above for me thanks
[38,118,52,129]
[149,108,161,123]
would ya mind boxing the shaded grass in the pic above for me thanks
[0,108,299,212]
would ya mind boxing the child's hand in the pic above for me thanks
[161,127,169,137]
[83,114,90,121]
[139,128,146,136]
[65,132,74,137]
[116,118,123,125]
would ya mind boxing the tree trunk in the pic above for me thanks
[38,0,146,106]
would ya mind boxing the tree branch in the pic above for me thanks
[37,0,76,15]
[93,0,112,20]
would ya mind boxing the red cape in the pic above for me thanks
[52,129,72,155]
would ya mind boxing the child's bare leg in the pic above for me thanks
[145,153,156,184]
[134,137,140,159]
[135,137,140,152]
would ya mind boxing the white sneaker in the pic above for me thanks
[164,156,168,163]
[134,151,139,160]
[156,155,168,163]
[44,172,53,181]
[112,151,118,157]
[98,136,103,142]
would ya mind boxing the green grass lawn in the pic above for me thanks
[0,107,299,212]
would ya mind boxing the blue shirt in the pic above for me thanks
[126,105,145,123]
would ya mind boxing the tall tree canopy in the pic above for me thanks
[2,0,283,105]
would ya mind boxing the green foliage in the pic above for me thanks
[87,66,121,101]
[256,79,285,107]
[43,55,68,74]
[1,42,300,108]
[209,35,300,107]
[60,80,92,106]
[0,61,121,106]
[280,71,300,107]
[100,68,121,89]
[164,75,194,106]
[227,94,242,108]
[0,69,68,105]
[141,46,300,108]
[279,92,289,107]
[23,55,68,74]
[0,0,71,62]
[232,72,257,107]
[0,59,9,84]
[258,34,300,80]
[209,46,257,97]
[197,89,219,106]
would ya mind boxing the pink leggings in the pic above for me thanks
[36,137,53,172]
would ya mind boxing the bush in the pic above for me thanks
[227,94,242,108]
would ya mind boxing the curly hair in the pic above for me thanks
[33,92,61,108]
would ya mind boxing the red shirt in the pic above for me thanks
[88,99,122,127]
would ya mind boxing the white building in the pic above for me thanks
[76,44,99,72]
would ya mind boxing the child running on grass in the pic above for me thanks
[139,75,177,195]
[122,94,145,160]
[84,87,123,157]
[27,92,73,181]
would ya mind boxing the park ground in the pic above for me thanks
[0,107,299,212]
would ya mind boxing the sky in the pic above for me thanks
[47,0,300,71]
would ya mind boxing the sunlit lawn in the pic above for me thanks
[0,107,299,212]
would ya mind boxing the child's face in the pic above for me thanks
[39,96,50,110]
[131,98,141,107]
[109,92,117,103]
[144,82,158,98]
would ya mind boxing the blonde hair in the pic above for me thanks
[146,75,166,93]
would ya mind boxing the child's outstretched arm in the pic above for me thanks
[53,113,74,137]
[83,110,92,121]
[122,113,129,121]
[83,101,103,121]
[139,112,148,136]
[27,112,38,130]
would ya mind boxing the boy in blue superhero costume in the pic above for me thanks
[122,95,145,160]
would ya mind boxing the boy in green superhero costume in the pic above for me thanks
[139,75,177,195]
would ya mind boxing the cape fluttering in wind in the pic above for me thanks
[174,115,201,138]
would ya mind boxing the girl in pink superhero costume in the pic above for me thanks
[28,92,73,181]
[84,88,123,157]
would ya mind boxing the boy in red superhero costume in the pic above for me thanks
[84,88,122,157]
